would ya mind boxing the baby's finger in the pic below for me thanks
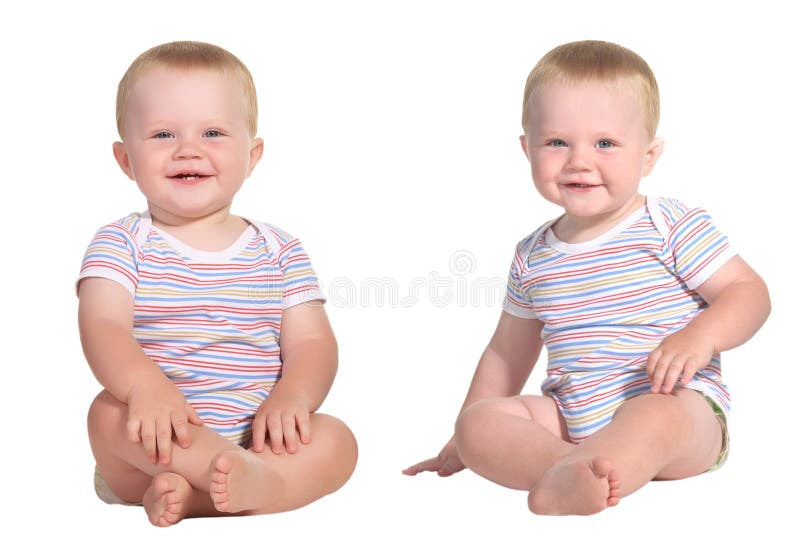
[282,413,298,454]
[172,414,191,449]
[140,419,158,464]
[681,365,700,384]
[681,356,706,384]
[251,409,267,453]
[126,416,142,444]
[186,403,204,426]
[297,411,311,445]
[402,457,439,475]
[267,413,285,455]
[156,416,173,465]
[649,356,671,393]
[646,348,662,378]
[661,355,689,394]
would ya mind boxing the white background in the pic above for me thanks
[2,0,797,553]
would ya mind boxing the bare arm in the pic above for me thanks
[403,312,544,476]
[251,302,338,454]
[687,256,770,352]
[79,278,162,400]
[458,311,545,414]
[647,255,771,393]
[78,277,202,464]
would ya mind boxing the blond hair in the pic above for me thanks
[521,40,659,138]
[116,41,258,137]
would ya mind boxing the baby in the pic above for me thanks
[405,40,770,515]
[78,41,357,526]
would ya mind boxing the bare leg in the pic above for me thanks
[210,414,358,514]
[88,390,357,521]
[88,390,252,519]
[529,389,722,515]
[454,395,574,490]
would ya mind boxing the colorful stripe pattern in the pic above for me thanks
[503,198,735,442]
[79,213,325,446]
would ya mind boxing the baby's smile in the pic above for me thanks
[169,172,210,184]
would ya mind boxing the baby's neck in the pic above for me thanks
[553,195,645,244]
[151,209,250,252]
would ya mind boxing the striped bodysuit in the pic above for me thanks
[503,197,734,443]
[79,212,325,446]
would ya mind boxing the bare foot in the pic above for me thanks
[142,472,193,527]
[528,457,620,516]
[210,450,283,513]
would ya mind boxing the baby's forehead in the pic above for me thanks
[528,78,650,126]
[119,65,254,132]
[127,65,251,111]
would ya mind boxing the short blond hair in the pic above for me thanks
[521,40,659,138]
[116,41,258,138]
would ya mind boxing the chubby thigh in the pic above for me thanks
[512,395,572,442]
[544,368,728,444]
[461,395,571,443]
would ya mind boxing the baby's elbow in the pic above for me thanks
[760,277,772,320]
[746,273,772,326]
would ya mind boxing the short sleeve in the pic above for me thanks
[668,207,736,290]
[276,236,326,309]
[77,222,139,297]
[502,243,538,319]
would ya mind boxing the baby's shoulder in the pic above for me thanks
[648,196,718,228]
[647,196,718,241]
[248,218,295,243]
[92,212,144,232]
[87,212,148,250]
[244,217,304,260]
[517,220,555,249]
[513,219,556,259]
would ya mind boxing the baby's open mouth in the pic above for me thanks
[170,173,209,182]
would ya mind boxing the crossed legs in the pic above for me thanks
[454,388,722,515]
[88,390,357,526]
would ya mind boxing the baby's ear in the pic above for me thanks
[642,137,664,177]
[112,142,135,180]
[247,138,264,176]
[519,135,530,159]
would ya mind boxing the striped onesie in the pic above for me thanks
[503,197,734,443]
[78,211,325,446]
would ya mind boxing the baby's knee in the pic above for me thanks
[310,414,358,471]
[454,402,482,440]
[455,397,519,435]
[454,400,498,456]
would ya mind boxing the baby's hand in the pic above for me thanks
[251,392,311,455]
[403,437,465,477]
[126,376,203,466]
[646,328,714,394]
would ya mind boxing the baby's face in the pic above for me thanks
[521,79,661,226]
[113,66,262,224]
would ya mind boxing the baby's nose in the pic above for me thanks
[174,139,202,159]
[564,146,592,171]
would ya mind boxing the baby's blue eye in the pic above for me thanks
[549,139,567,147]
[597,139,613,148]
[153,131,173,139]
[204,130,222,138]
